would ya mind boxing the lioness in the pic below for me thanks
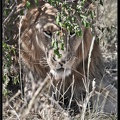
[20,2,117,115]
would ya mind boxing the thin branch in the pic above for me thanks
[87,36,95,84]
[21,74,51,117]
[8,104,21,120]
[4,90,21,107]
[3,2,17,24]
[18,15,24,99]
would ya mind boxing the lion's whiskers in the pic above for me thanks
[39,58,49,67]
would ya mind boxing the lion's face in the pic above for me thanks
[31,3,85,79]
[47,39,77,79]
[21,3,93,79]
[35,20,83,79]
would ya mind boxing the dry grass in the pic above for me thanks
[3,39,117,119]
[2,1,117,120]
[3,16,117,120]
[3,75,117,120]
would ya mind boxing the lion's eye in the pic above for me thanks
[44,30,52,37]
[52,56,56,61]
[70,31,75,37]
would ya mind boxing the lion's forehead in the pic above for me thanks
[38,3,58,23]
[48,49,71,62]
[42,3,58,14]
[43,23,60,32]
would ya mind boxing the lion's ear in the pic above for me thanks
[69,27,93,51]
[69,36,82,51]
[83,27,93,44]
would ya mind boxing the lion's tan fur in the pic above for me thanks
[20,3,117,114]
[20,2,103,99]
[20,4,103,77]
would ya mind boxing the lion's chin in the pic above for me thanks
[50,69,71,79]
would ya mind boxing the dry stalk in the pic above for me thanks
[68,75,75,110]
[4,90,21,108]
[21,74,51,118]
[87,36,95,82]
[81,36,96,120]
[100,90,109,113]
[8,104,21,120]
[81,79,96,120]
[18,15,24,99]
[43,93,70,116]
[3,1,17,24]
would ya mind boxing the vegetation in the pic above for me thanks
[2,0,117,119]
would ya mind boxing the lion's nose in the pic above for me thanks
[59,60,65,67]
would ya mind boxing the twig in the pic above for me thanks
[18,16,24,99]
[4,90,21,107]
[8,104,21,120]
[3,2,17,24]
[21,74,51,117]
[81,83,96,120]
[43,94,67,112]
[87,36,95,85]
[100,90,109,112]
[68,75,75,109]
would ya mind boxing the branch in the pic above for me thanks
[21,74,51,117]
[3,2,17,24]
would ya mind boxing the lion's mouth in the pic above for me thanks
[50,68,71,79]
[56,68,65,72]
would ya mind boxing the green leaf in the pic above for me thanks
[58,54,62,58]
[60,43,64,50]
[80,14,86,19]
[54,49,61,58]
[52,39,54,47]
[13,76,19,85]
[56,15,59,24]
[90,11,94,19]
[76,30,83,37]
[20,9,24,15]
[82,20,86,27]
[86,22,90,28]
[100,0,103,6]
[26,1,31,9]
[35,0,38,5]
[3,88,9,96]
[53,41,58,49]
